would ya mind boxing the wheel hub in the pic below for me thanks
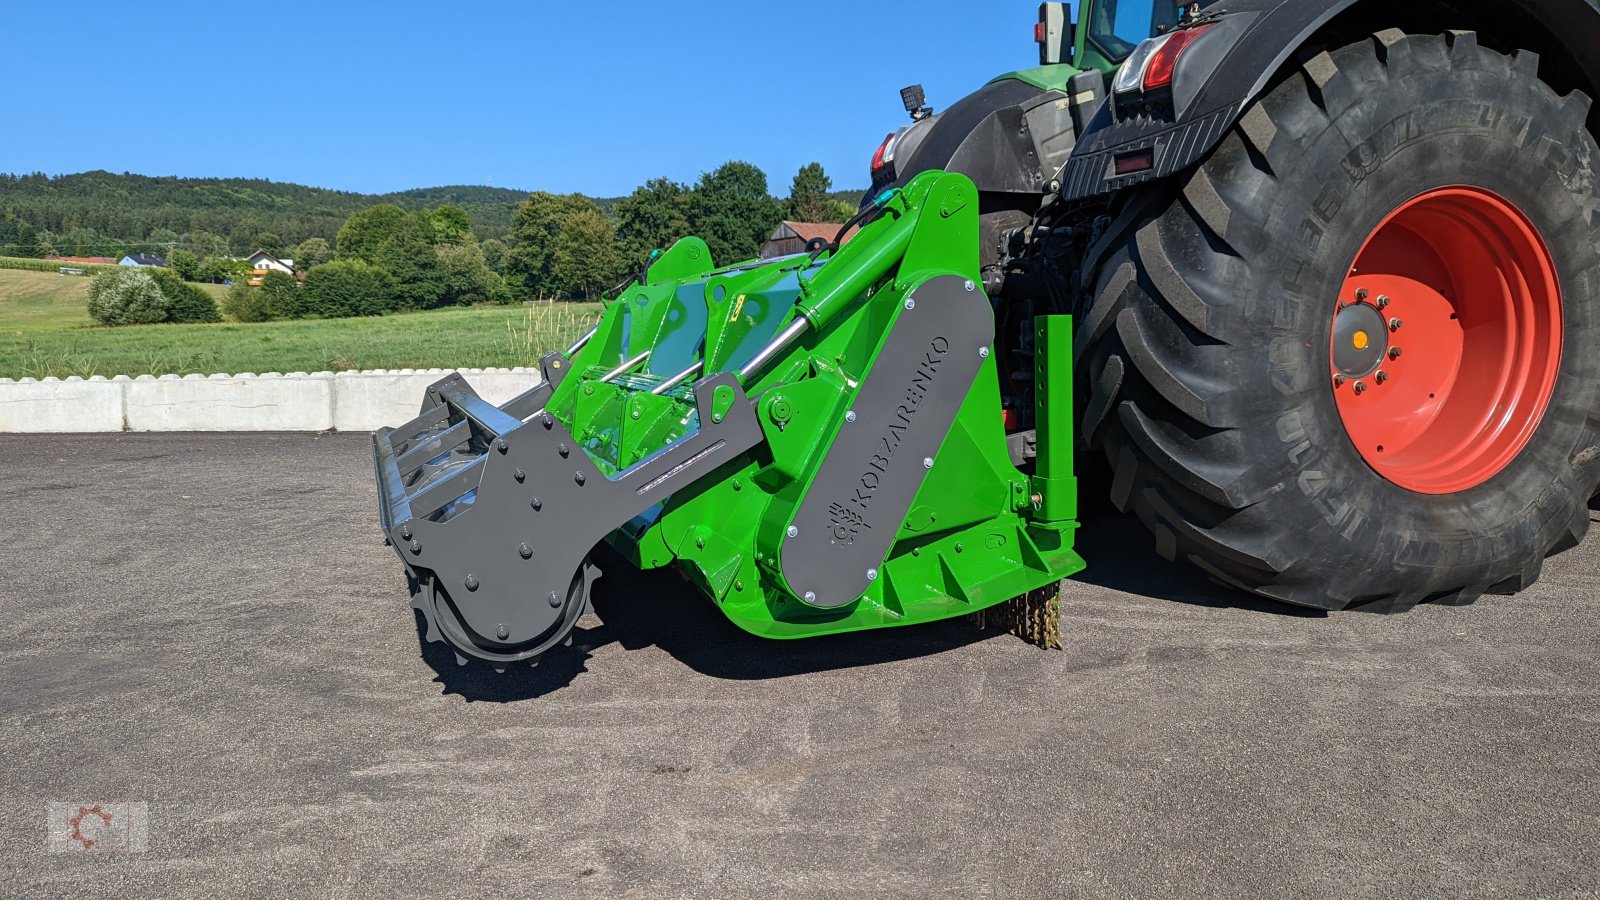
[1331,187,1562,495]
[1331,301,1389,379]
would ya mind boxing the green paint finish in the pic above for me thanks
[1033,315,1078,529]
[991,1,1156,92]
[994,64,1085,92]
[545,170,1082,641]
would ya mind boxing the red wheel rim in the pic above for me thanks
[1332,187,1562,494]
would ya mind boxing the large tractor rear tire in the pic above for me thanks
[1079,30,1600,611]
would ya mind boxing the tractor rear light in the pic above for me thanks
[1114,24,1213,95]
[1143,24,1213,90]
[1114,148,1155,176]
[1113,35,1165,94]
[871,129,904,174]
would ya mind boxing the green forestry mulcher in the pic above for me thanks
[374,0,1600,669]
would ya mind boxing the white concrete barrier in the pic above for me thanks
[0,376,124,432]
[330,368,541,432]
[125,372,335,432]
[0,367,546,433]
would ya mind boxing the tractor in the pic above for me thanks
[373,0,1600,669]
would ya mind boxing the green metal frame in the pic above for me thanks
[546,171,1084,640]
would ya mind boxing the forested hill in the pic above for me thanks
[0,170,868,260]
[0,171,534,257]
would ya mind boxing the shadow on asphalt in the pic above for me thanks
[1069,509,1325,618]
[416,508,1322,702]
[417,546,999,702]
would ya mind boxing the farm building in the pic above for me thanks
[118,253,165,268]
[245,250,295,275]
[760,221,857,259]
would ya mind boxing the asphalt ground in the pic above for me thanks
[1,432,1597,897]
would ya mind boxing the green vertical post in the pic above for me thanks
[1033,314,1077,527]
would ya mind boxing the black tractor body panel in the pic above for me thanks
[883,78,1070,198]
[1061,0,1600,201]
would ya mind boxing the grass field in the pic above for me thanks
[0,269,601,378]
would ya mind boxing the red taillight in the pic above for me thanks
[1114,149,1155,176]
[1143,24,1213,91]
[871,132,896,173]
[1034,21,1047,43]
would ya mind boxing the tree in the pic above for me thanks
[615,178,691,268]
[434,241,506,306]
[480,237,507,274]
[250,231,284,255]
[167,248,200,281]
[300,260,396,318]
[551,203,623,300]
[146,268,221,323]
[376,211,449,310]
[222,283,274,323]
[687,161,782,266]
[197,256,249,284]
[335,205,407,260]
[503,192,584,300]
[429,206,474,244]
[188,230,231,258]
[87,269,169,325]
[63,227,102,257]
[14,223,40,258]
[786,162,837,223]
[294,237,333,272]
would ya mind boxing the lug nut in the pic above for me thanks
[1376,295,1391,309]
[1334,374,1346,387]
[465,574,480,591]
[496,624,510,640]
[787,525,799,538]
[1354,382,1368,395]
[904,298,915,310]
[1389,318,1404,332]
[514,468,526,482]
[575,472,586,486]
[495,438,509,453]
[1389,347,1403,360]
[1355,288,1370,302]
[400,526,412,540]
[548,591,562,608]
[530,497,543,510]
[519,543,533,559]
[804,591,818,603]
[559,444,570,457]
[845,410,857,423]
[409,540,421,554]
[866,568,878,581]
[923,457,935,469]
[1375,370,1390,385]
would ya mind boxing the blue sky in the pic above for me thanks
[1,1,1037,197]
